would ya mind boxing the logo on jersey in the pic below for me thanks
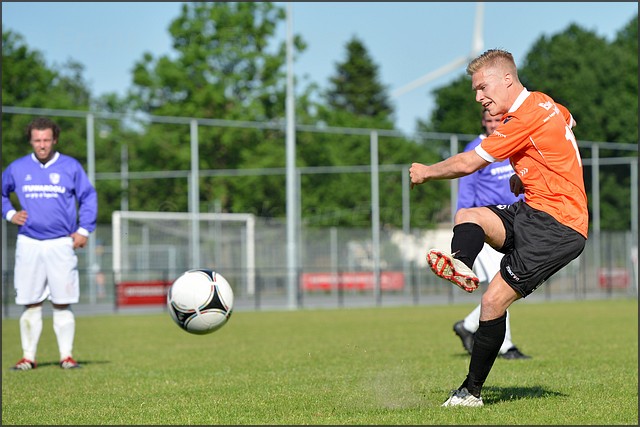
[25,174,32,182]
[519,168,528,177]
[490,164,514,177]
[539,101,563,123]
[493,130,507,138]
[538,101,553,111]
[49,173,60,185]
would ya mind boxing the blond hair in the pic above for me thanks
[466,49,518,78]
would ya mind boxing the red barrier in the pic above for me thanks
[598,268,629,289]
[116,280,171,306]
[301,271,404,292]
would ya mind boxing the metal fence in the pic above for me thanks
[2,213,637,319]
[2,106,638,318]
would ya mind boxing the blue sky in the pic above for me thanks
[2,2,637,134]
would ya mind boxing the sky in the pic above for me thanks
[2,2,637,135]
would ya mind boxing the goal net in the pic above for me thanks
[112,211,255,295]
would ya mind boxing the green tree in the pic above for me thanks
[305,35,446,228]
[416,74,481,136]
[420,17,638,231]
[325,36,394,124]
[2,29,91,168]
[125,2,309,217]
[2,28,165,224]
[520,22,637,144]
[604,15,638,145]
[0,29,122,221]
[519,20,638,230]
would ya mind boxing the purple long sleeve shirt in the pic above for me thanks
[457,135,523,210]
[2,152,98,240]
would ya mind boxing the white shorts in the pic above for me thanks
[14,234,80,305]
[472,243,504,284]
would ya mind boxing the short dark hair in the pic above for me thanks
[26,117,60,141]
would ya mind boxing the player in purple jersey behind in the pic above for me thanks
[452,109,530,360]
[2,117,98,370]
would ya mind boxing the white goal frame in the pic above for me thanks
[112,211,256,294]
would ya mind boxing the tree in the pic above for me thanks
[304,35,446,228]
[420,17,639,231]
[0,29,134,224]
[604,15,638,145]
[2,29,92,168]
[125,2,308,216]
[416,74,481,136]
[519,20,638,231]
[519,23,637,144]
[325,36,394,124]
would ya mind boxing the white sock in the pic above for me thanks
[19,306,43,361]
[53,308,75,360]
[500,310,515,354]
[463,304,481,333]
[465,305,515,354]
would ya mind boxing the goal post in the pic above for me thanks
[112,211,256,295]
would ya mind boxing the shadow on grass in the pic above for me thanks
[21,360,111,369]
[482,385,567,404]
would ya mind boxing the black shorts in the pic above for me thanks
[487,201,587,298]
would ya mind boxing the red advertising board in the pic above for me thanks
[116,280,171,306]
[301,271,405,292]
[598,268,629,289]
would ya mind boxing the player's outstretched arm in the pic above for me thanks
[410,150,489,189]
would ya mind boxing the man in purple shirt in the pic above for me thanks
[452,109,530,360]
[2,117,98,370]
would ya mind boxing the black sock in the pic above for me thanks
[460,312,507,398]
[451,223,485,269]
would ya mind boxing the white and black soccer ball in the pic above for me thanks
[167,269,234,335]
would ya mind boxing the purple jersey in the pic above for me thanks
[457,135,523,210]
[2,152,98,240]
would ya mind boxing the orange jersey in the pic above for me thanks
[475,89,589,238]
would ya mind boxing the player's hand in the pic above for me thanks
[11,210,28,225]
[409,163,430,190]
[71,232,88,249]
[510,174,524,196]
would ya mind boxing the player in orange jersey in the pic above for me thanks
[409,49,588,407]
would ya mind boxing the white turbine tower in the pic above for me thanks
[391,2,484,99]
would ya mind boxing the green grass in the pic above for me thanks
[2,299,638,425]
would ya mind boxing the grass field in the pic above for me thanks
[2,298,637,425]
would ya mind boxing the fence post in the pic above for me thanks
[370,130,381,306]
[591,143,600,293]
[87,113,97,305]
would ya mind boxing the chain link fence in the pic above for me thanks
[2,107,638,317]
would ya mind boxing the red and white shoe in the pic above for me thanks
[10,358,36,371]
[427,249,479,293]
[60,356,81,369]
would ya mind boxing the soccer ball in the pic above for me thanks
[167,269,234,335]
